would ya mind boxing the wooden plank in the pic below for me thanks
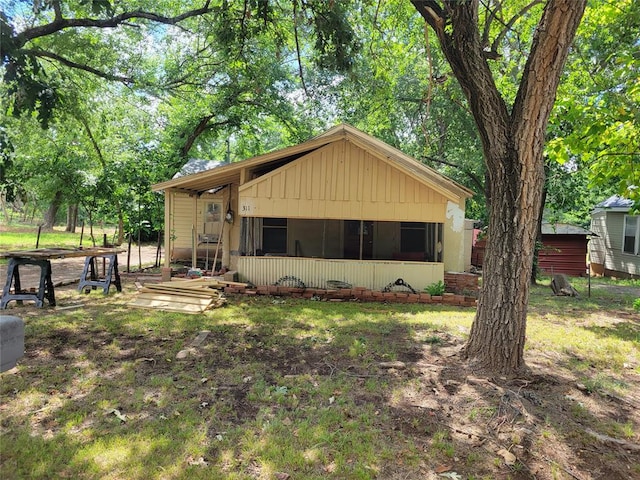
[144,284,218,294]
[0,247,125,260]
[129,298,206,314]
[145,282,221,290]
[140,286,219,298]
[137,292,214,306]
[166,278,224,289]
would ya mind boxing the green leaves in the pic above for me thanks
[79,0,114,16]
[548,0,639,206]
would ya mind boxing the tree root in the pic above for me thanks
[585,428,640,452]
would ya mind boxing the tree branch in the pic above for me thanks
[490,0,544,56]
[14,2,214,48]
[24,49,134,84]
[181,115,215,159]
[292,0,310,97]
[511,0,586,139]
[423,156,485,193]
[77,115,106,169]
[412,0,511,161]
[481,0,502,49]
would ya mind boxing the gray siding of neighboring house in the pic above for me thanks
[590,210,640,277]
[590,211,607,265]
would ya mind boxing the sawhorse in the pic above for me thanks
[78,254,122,295]
[0,258,56,309]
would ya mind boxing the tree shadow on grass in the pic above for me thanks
[582,317,640,343]
[1,296,638,479]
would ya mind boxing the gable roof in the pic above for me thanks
[173,159,224,179]
[152,124,473,201]
[541,222,592,236]
[594,195,633,212]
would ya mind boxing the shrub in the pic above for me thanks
[634,298,640,312]
[425,280,445,296]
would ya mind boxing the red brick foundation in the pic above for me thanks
[223,285,477,307]
[444,272,480,295]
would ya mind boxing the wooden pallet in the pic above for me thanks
[129,278,234,314]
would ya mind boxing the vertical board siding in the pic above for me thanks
[237,257,444,291]
[172,194,196,248]
[238,140,448,222]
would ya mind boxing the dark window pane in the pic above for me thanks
[264,217,287,226]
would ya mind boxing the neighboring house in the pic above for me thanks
[152,124,473,290]
[538,222,590,277]
[471,222,591,277]
[590,195,640,279]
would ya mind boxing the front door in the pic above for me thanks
[344,220,373,260]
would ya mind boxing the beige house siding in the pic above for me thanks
[237,256,444,291]
[442,198,467,272]
[167,188,242,270]
[590,210,640,277]
[238,140,448,223]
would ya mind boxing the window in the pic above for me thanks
[623,215,639,255]
[202,201,222,242]
[401,222,426,253]
[262,218,287,254]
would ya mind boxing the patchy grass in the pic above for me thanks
[0,224,120,251]
[1,277,639,479]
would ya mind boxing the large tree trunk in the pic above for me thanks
[412,0,586,375]
[43,190,63,229]
[66,204,78,232]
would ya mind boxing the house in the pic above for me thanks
[471,222,591,277]
[590,195,640,279]
[152,124,474,291]
[538,222,591,277]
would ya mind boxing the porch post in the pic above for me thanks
[192,195,198,268]
[359,219,364,260]
[163,189,173,268]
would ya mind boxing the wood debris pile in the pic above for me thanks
[129,278,236,313]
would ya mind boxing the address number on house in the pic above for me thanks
[240,203,255,214]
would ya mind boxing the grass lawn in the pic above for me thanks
[0,224,118,251]
[1,271,638,479]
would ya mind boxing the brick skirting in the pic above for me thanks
[444,272,480,295]
[222,285,477,307]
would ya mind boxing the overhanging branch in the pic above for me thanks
[422,156,485,193]
[25,49,134,84]
[15,1,214,48]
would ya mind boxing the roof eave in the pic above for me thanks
[152,132,346,193]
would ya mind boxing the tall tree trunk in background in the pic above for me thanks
[412,0,586,375]
[0,189,9,223]
[66,204,78,232]
[43,190,63,229]
[118,208,125,245]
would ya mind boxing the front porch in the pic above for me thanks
[236,255,444,291]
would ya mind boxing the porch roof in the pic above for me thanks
[152,124,473,202]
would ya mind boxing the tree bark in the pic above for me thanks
[412,0,586,375]
[65,204,78,232]
[43,190,63,229]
